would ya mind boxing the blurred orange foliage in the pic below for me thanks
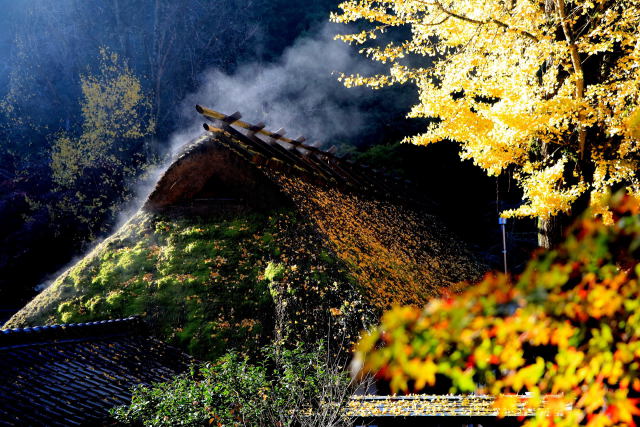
[355,194,640,426]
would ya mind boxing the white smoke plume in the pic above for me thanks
[179,23,386,147]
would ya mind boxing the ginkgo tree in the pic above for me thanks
[51,47,155,188]
[332,0,640,247]
[50,47,155,236]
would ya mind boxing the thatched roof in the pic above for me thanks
[145,106,484,308]
[4,107,484,357]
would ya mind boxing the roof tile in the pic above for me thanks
[0,317,192,425]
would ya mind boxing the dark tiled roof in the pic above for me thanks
[0,316,192,426]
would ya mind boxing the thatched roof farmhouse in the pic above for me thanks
[6,106,484,359]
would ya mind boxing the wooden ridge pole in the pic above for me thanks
[195,104,407,190]
[196,104,314,151]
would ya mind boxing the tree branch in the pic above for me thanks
[555,0,586,160]
[417,0,539,42]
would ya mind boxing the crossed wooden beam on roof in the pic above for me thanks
[195,104,418,201]
[196,105,320,152]
[196,104,401,194]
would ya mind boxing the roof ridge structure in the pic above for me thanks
[0,316,144,348]
[346,393,569,421]
[195,105,414,200]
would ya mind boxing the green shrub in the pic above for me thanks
[111,342,355,426]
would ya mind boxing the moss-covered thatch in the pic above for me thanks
[6,208,364,360]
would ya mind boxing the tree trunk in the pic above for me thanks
[537,215,565,248]
[536,139,567,248]
[535,0,595,249]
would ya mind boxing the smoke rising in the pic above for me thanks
[179,23,387,148]
[124,22,397,222]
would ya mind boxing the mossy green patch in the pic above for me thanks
[22,208,364,360]
[264,262,285,283]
